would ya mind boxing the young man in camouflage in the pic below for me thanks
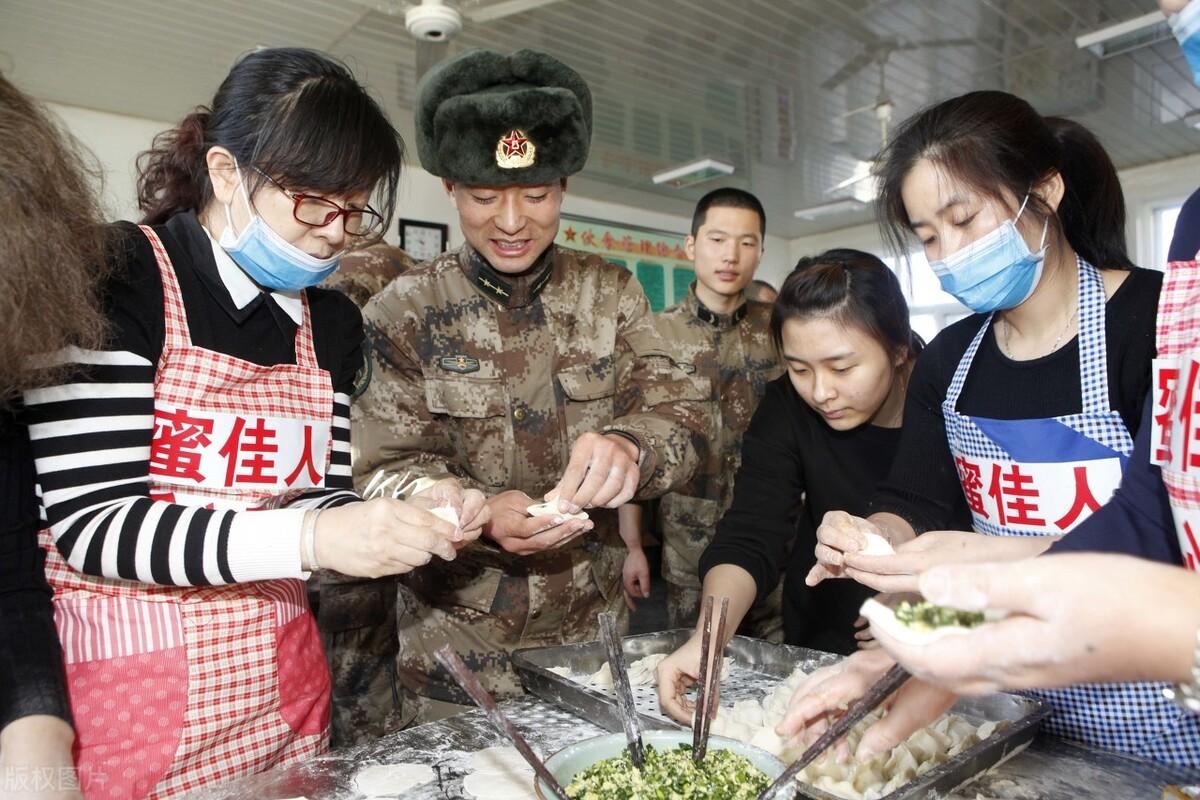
[352,48,707,723]
[640,189,785,640]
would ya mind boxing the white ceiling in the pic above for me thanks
[2,0,1198,237]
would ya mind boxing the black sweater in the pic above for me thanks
[871,267,1161,533]
[0,403,71,730]
[698,377,940,654]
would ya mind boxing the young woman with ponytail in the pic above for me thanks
[654,249,957,724]
[803,90,1200,764]
[20,48,488,798]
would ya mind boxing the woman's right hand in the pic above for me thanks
[777,649,957,763]
[312,497,459,578]
[657,632,720,725]
[806,510,885,586]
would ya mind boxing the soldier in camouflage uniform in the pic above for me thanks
[321,241,415,308]
[316,242,417,747]
[352,48,707,723]
[648,189,785,641]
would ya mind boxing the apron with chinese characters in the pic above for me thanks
[945,256,1200,766]
[39,225,332,798]
[1152,254,1200,572]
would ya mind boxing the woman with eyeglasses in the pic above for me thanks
[20,48,487,798]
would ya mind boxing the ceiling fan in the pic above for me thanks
[823,36,973,198]
[397,0,568,78]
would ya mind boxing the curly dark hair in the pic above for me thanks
[0,73,110,402]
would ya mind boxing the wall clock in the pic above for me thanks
[398,219,450,262]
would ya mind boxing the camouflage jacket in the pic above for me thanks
[321,242,415,309]
[652,284,782,508]
[352,244,708,559]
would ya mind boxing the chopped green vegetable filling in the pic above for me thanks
[564,743,769,800]
[894,600,985,631]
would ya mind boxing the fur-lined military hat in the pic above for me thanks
[414,48,592,186]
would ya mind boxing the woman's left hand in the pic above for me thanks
[864,553,1200,694]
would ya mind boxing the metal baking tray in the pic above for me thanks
[512,629,1050,800]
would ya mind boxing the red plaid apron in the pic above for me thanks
[40,225,332,799]
[1151,256,1200,572]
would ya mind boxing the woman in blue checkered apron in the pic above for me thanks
[807,89,1200,766]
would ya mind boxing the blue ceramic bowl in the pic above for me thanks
[534,730,786,799]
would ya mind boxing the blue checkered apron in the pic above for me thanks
[943,257,1200,766]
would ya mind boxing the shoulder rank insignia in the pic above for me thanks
[496,128,536,169]
[439,355,481,374]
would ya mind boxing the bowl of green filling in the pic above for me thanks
[535,729,787,800]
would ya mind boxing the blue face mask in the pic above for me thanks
[218,164,341,292]
[928,195,1049,314]
[1172,2,1200,86]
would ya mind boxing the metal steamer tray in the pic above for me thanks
[512,629,1051,800]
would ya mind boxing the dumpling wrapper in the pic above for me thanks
[525,500,589,521]
[430,505,459,526]
[470,745,538,774]
[859,532,895,556]
[860,598,1003,646]
[353,763,435,796]
[462,769,536,799]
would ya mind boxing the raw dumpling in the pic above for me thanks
[731,698,765,728]
[859,531,894,556]
[748,726,787,758]
[627,653,667,686]
[860,598,992,646]
[525,500,588,520]
[589,662,612,688]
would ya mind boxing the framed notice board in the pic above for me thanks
[554,214,694,311]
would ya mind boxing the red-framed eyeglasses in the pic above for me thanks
[253,167,384,237]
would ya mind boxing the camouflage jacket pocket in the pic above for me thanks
[424,375,507,418]
[556,363,616,439]
[408,556,503,616]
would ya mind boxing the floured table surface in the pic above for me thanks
[185,695,1198,800]
[182,696,604,799]
[188,627,1200,800]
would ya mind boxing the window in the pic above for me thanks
[881,250,970,341]
[1155,204,1183,270]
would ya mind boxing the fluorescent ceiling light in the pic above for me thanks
[464,0,565,22]
[652,158,735,187]
[1075,11,1171,58]
[793,198,866,221]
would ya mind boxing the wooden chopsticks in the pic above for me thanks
[755,663,911,800]
[598,612,645,768]
[692,595,730,763]
[435,645,571,800]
